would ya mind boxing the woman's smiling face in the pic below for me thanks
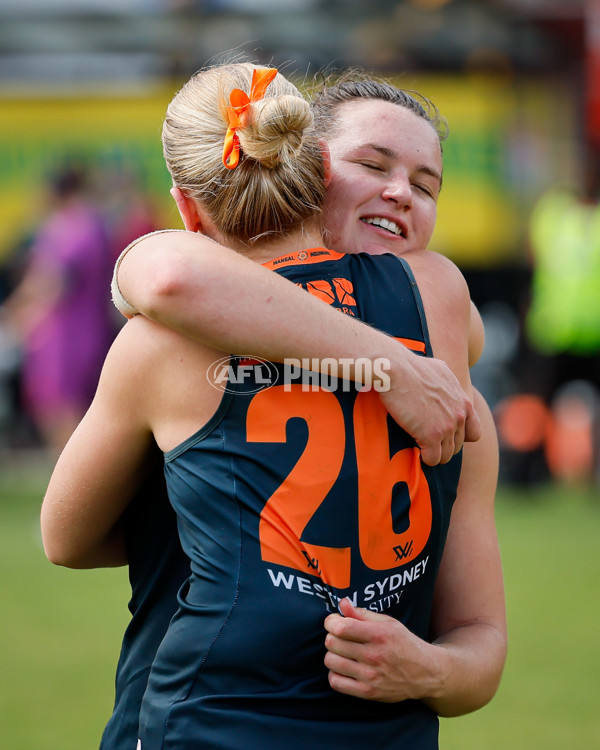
[322,99,443,257]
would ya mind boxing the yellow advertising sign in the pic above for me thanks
[0,93,173,260]
[0,75,576,268]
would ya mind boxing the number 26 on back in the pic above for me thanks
[246,385,432,590]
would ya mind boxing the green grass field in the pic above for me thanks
[1,455,599,749]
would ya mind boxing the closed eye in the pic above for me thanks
[413,183,435,198]
[359,161,385,172]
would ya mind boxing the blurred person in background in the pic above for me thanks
[525,147,600,387]
[98,166,159,267]
[0,231,35,449]
[515,146,600,483]
[1,162,114,455]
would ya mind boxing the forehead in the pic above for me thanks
[328,99,442,165]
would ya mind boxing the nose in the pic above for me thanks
[381,175,412,206]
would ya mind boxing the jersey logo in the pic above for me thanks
[264,248,344,269]
[394,541,414,561]
[300,277,357,316]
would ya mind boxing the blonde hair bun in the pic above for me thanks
[239,95,313,169]
[162,63,325,243]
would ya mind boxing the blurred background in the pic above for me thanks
[1,0,600,484]
[0,1,598,748]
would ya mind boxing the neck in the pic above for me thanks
[223,221,326,264]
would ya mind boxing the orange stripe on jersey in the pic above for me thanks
[395,336,426,354]
[262,248,344,270]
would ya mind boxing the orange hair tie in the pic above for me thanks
[222,67,278,170]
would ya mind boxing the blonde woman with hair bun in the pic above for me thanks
[41,63,502,750]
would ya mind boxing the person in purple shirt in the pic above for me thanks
[3,163,115,453]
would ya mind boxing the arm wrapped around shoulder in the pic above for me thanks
[111,229,186,318]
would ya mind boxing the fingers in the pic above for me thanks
[324,600,392,658]
[333,598,390,625]
[324,612,370,644]
[464,398,482,443]
[326,662,369,700]
[440,434,456,465]
[419,441,442,467]
[324,631,363,664]
[325,647,386,702]
[444,394,480,459]
[323,606,373,681]
[452,420,466,456]
[323,605,401,702]
[338,597,362,619]
[420,394,478,466]
[440,420,465,465]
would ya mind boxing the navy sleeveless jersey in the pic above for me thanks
[99,452,190,750]
[136,249,463,750]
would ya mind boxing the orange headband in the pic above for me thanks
[222,67,278,170]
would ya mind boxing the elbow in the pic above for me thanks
[43,542,117,570]
[428,625,508,718]
[145,263,190,311]
[125,263,188,320]
[41,516,93,569]
[44,550,80,569]
[435,676,503,718]
[42,535,86,569]
[41,520,127,569]
[121,241,205,320]
[40,509,79,568]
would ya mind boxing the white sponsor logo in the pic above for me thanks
[207,356,279,394]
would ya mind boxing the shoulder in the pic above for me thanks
[404,250,470,318]
[101,315,225,450]
[100,315,209,403]
[401,251,472,390]
[404,250,485,365]
[114,315,219,378]
[405,248,467,281]
[96,317,174,408]
[109,314,177,362]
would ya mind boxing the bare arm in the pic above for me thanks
[323,389,506,715]
[40,323,158,568]
[115,230,480,465]
[468,300,485,367]
[423,387,506,714]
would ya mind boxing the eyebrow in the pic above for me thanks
[362,143,443,187]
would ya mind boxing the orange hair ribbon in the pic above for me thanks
[222,67,278,170]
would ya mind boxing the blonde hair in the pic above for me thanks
[162,63,326,244]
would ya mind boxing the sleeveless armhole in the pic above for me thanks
[396,256,434,358]
[164,382,235,463]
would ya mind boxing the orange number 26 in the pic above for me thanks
[246,385,431,590]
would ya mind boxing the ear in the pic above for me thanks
[170,186,221,240]
[319,139,332,188]
[170,187,200,231]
